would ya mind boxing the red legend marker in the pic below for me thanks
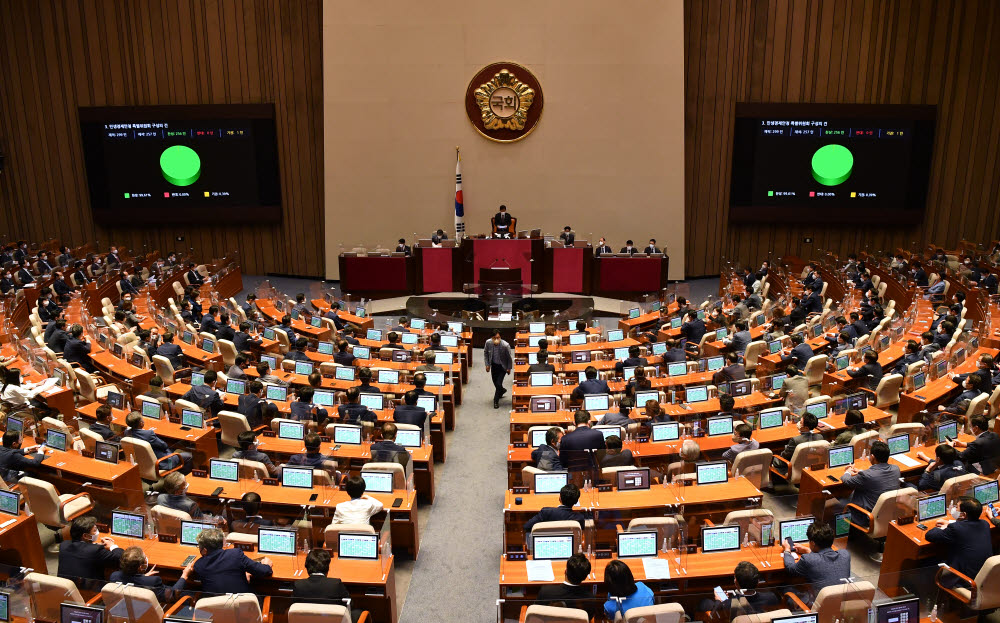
[809,191,815,197]
[163,192,170,198]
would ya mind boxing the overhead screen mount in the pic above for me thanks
[729,103,936,225]
[78,103,282,226]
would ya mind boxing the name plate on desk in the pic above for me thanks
[512,487,529,495]
[512,442,527,448]
[320,436,331,443]
[157,534,177,543]
[80,450,94,459]
[505,551,527,561]
[595,549,613,560]
[262,478,278,486]
[596,484,613,492]
[262,431,276,437]
[191,469,207,478]
[232,542,255,552]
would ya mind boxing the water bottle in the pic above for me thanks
[253,469,261,483]
[742,530,750,549]
[929,605,938,622]
[662,537,669,554]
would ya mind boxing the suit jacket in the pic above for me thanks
[127,428,172,460]
[156,342,185,370]
[217,324,236,342]
[913,269,929,287]
[88,422,119,442]
[333,351,356,366]
[395,244,412,256]
[643,245,661,254]
[494,212,512,229]
[119,278,138,295]
[559,426,606,471]
[847,362,883,391]
[572,378,611,400]
[926,518,993,580]
[63,338,92,368]
[594,244,612,256]
[615,357,648,373]
[782,343,814,369]
[58,540,123,584]
[960,431,1000,474]
[484,339,513,371]
[780,431,824,460]
[393,405,428,431]
[537,583,596,615]
[193,547,272,595]
[46,328,70,353]
[841,462,901,523]
[782,547,852,595]
[17,268,34,285]
[559,232,575,246]
[181,384,224,415]
[53,278,72,297]
[619,246,638,255]
[0,278,14,294]
[712,364,747,385]
[726,330,752,354]
[524,505,589,533]
[339,403,377,424]
[0,446,44,482]
[292,574,351,602]
[200,315,219,335]
[894,352,923,375]
[237,394,266,428]
[108,571,185,602]
[186,269,205,286]
[918,460,966,491]
[234,331,261,352]
[531,444,563,471]
[680,319,706,345]
[662,348,686,363]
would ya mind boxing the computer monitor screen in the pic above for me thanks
[613,347,629,360]
[846,392,868,410]
[181,409,204,429]
[376,369,399,385]
[266,385,288,401]
[912,372,926,390]
[594,425,622,441]
[226,378,246,394]
[261,354,277,369]
[4,415,22,435]
[310,316,323,328]
[729,379,752,397]
[317,341,334,355]
[532,534,575,560]
[834,512,851,538]
[622,367,637,381]
[530,372,553,387]
[887,433,910,456]
[534,471,569,494]
[209,459,239,482]
[359,393,384,411]
[778,517,815,544]
[110,511,144,538]
[705,356,725,372]
[416,395,435,412]
[805,402,828,419]
[396,429,422,448]
[94,441,118,464]
[568,333,587,346]
[635,390,659,408]
[617,531,657,558]
[628,308,641,319]
[263,328,276,341]
[918,494,947,521]
[180,521,214,546]
[771,614,818,623]
[670,318,683,329]
[874,598,920,623]
[0,590,8,623]
[770,374,787,390]
[651,342,667,356]
[61,604,103,623]
[528,336,544,347]
[616,468,651,491]
[607,330,624,342]
[355,307,367,318]
[812,324,824,338]
[435,351,454,365]
[651,422,680,442]
[707,416,734,436]
[696,461,729,485]
[282,466,314,489]
[353,346,371,360]
[936,359,948,377]
[424,371,446,386]
[667,362,688,376]
[106,391,124,410]
[366,329,382,341]
[339,531,380,560]
[201,338,215,353]
[529,396,557,413]
[530,429,550,447]
[685,386,709,403]
[936,420,959,443]
[828,445,854,468]
[258,527,297,555]
[701,525,741,553]
[361,470,394,493]
[278,421,305,440]
[974,480,1000,504]
[313,389,335,407]
[400,332,418,345]
[335,366,356,381]
[0,490,19,517]
[583,394,610,411]
[45,429,67,452]
[767,340,782,354]
[836,355,850,371]
[295,361,314,375]
[440,335,459,347]
[182,331,194,345]
[140,399,162,419]
[333,425,362,445]
[758,408,784,429]
[190,371,205,386]
[410,318,426,330]
[448,321,463,333]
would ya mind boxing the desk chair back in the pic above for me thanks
[152,355,177,385]
[810,580,876,623]
[234,458,269,480]
[150,504,193,537]
[988,385,1000,418]
[79,427,103,453]
[787,440,830,484]
[25,573,84,622]
[623,602,686,623]
[626,517,680,546]
[848,489,917,539]
[288,603,355,623]
[273,327,291,354]
[18,477,93,528]
[743,341,766,372]
[219,411,252,448]
[194,594,264,623]
[850,431,880,458]
[101,583,164,623]
[722,509,774,544]
[361,461,406,490]
[804,355,828,385]
[523,604,589,623]
[936,553,1000,610]
[874,374,904,409]
[940,473,980,502]
[218,339,237,367]
[731,609,792,623]
[731,449,773,489]
[966,392,990,419]
[75,369,111,403]
[885,423,923,445]
[529,520,583,554]
[121,437,172,482]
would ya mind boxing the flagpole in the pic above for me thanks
[454,147,466,240]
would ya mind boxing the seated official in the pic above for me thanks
[527,351,556,374]
[233,321,262,353]
[952,354,999,393]
[289,432,337,475]
[0,430,43,483]
[782,524,851,602]
[846,350,883,391]
[939,376,983,416]
[233,430,278,476]
[926,497,993,586]
[723,423,759,463]
[276,314,297,345]
[180,369,225,416]
[156,472,215,521]
[594,237,612,256]
[614,345,648,374]
[619,240,638,255]
[216,312,235,342]
[559,410,606,472]
[953,414,1000,474]
[339,387,378,424]
[381,332,405,351]
[600,435,634,467]
[893,340,923,375]
[645,400,673,423]
[237,380,267,429]
[603,560,655,619]
[712,352,746,385]
[185,262,205,287]
[290,387,329,426]
[286,337,312,361]
[393,390,428,432]
[256,361,289,387]
[536,553,597,617]
[332,475,384,524]
[45,317,70,353]
[643,238,660,254]
[833,409,867,446]
[142,376,168,401]
[571,366,610,401]
[88,404,120,442]
[293,549,361,620]
[599,397,635,427]
[229,492,274,534]
[680,311,706,349]
[110,546,191,603]
[661,339,686,363]
[155,332,186,371]
[723,321,752,355]
[700,561,779,620]
[124,411,193,474]
[524,484,588,534]
[333,340,356,366]
[227,354,249,380]
[558,226,575,247]
[779,333,813,369]
[394,238,412,256]
[371,423,407,457]
[357,367,381,394]
[916,444,967,490]
[842,441,900,533]
[58,516,123,588]
[493,204,513,237]
[779,365,809,416]
[531,427,563,471]
[63,324,97,373]
[777,412,824,465]
[200,305,220,335]
[192,528,273,595]
[728,294,751,321]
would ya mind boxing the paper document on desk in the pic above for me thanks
[892,454,922,468]
[642,558,671,579]
[525,560,555,582]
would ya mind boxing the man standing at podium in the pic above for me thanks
[484,330,513,409]
[493,205,513,238]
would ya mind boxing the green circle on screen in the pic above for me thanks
[811,144,853,186]
[160,145,201,186]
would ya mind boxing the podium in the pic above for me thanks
[479,267,522,286]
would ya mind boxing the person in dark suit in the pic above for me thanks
[939,376,983,416]
[712,353,747,385]
[571,366,611,402]
[528,351,556,374]
[200,306,220,335]
[893,341,923,375]
[493,204,513,237]
[285,337,312,362]
[110,546,191,602]
[234,321,262,353]
[782,524,852,601]
[290,387,328,426]
[700,561,779,620]
[926,497,993,586]
[105,247,121,268]
[594,237,612,257]
[63,324,97,373]
[531,428,564,471]
[237,381,267,429]
[915,443,966,490]
[847,311,868,338]
[954,415,1000,474]
[723,321,752,355]
[619,240,638,255]
[15,263,35,287]
[185,262,205,286]
[662,339,686,363]
[181,369,225,416]
[524,484,589,533]
[847,350,883,391]
[355,366,381,395]
[394,238,412,256]
[339,387,378,425]
[536,553,597,616]
[599,397,635,428]
[124,412,193,474]
[0,271,15,294]
[233,431,278,476]
[88,405,119,442]
[841,441,901,535]
[293,549,360,618]
[643,239,661,254]
[981,267,999,295]
[57,246,73,267]
[614,345,648,374]
[216,312,235,342]
[600,435,634,467]
[288,433,337,476]
[118,270,139,296]
[0,430,44,483]
[484,330,513,408]
[680,311,706,350]
[778,412,824,464]
[58,516,123,588]
[393,390,428,432]
[779,333,813,369]
[45,318,71,353]
[912,261,929,287]
[559,227,575,247]
[371,423,407,456]
[155,332,186,371]
[559,410,607,472]
[333,340,356,366]
[192,528,272,594]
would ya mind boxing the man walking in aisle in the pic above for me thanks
[484,329,513,409]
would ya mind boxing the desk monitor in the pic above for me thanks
[607,329,624,342]
[805,401,828,419]
[758,408,784,430]
[528,335,544,347]
[396,428,422,448]
[530,429,550,447]
[366,329,382,341]
[317,341,335,355]
[263,328,276,341]
[405,318,424,331]
[878,334,891,351]
[226,378,247,395]
[313,389,336,407]
[359,393,384,411]
[834,512,851,539]
[181,409,204,429]
[887,433,910,456]
[435,351,454,366]
[110,511,144,538]
[440,335,459,347]
[651,422,680,442]
[697,310,708,320]
[760,522,774,546]
[594,425,623,441]
[335,366,356,381]
[617,530,657,558]
[974,480,1000,505]
[139,399,162,419]
[180,520,214,546]
[333,425,362,445]
[448,321,463,333]
[45,429,67,452]
[0,490,18,517]
[416,395,435,412]
[295,361,314,376]
[278,420,305,440]
[935,359,948,378]
[622,367,637,381]
[650,342,667,356]
[635,390,659,408]
[918,493,948,522]
[0,590,8,623]
[568,333,588,346]
[265,384,288,402]
[707,416,734,437]
[583,394,610,412]
[526,353,538,366]
[60,604,103,623]
[828,445,854,468]
[872,597,919,623]
[716,382,729,396]
[309,316,322,328]
[361,470,394,493]
[954,347,967,365]
[209,459,239,482]
[353,346,371,360]
[258,527,297,555]
[701,524,741,553]
[94,441,119,464]
[846,392,868,410]
[936,420,959,443]
[613,347,630,360]
[201,338,215,354]
[260,354,278,369]
[616,467,651,491]
[190,371,205,387]
[771,615,818,623]
[729,379,752,397]
[628,308,641,320]
[400,333,419,346]
[705,356,726,372]
[290,310,299,320]
[529,396,558,413]
[356,307,367,318]
[282,466,314,489]
[911,371,926,391]
[106,391,124,410]
[811,324,824,338]
[670,317,683,329]
[653,301,663,311]
[769,373,787,391]
[835,355,850,371]
[534,471,569,494]
[376,369,399,385]
[424,371,446,386]
[778,517,815,544]
[696,461,729,485]
[4,415,22,435]
[685,385,709,403]
[532,533,575,560]
[530,372,554,387]
[667,362,688,377]
[767,340,783,355]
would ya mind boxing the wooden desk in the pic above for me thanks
[309,300,374,331]
[3,357,76,421]
[0,511,47,574]
[897,348,998,423]
[89,350,154,397]
[22,436,145,510]
[820,339,908,396]
[255,300,333,342]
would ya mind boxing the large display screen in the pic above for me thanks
[79,104,281,225]
[730,104,935,224]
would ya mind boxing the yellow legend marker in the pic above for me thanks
[850,192,857,198]
[204,191,210,197]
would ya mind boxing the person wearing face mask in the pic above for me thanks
[0,270,14,294]
[531,427,564,471]
[619,239,638,255]
[88,255,104,278]
[594,237,612,257]
[15,261,34,287]
[57,516,123,589]
[926,497,993,587]
[106,247,121,268]
[71,260,89,287]
[110,546,192,602]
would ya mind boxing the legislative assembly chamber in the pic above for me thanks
[2,1,1000,623]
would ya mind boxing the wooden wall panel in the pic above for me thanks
[685,0,1000,277]
[0,0,324,277]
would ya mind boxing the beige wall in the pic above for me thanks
[323,0,685,281]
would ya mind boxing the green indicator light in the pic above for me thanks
[123,193,130,199]
[160,145,202,186]
[811,144,853,186]
[767,191,774,197]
